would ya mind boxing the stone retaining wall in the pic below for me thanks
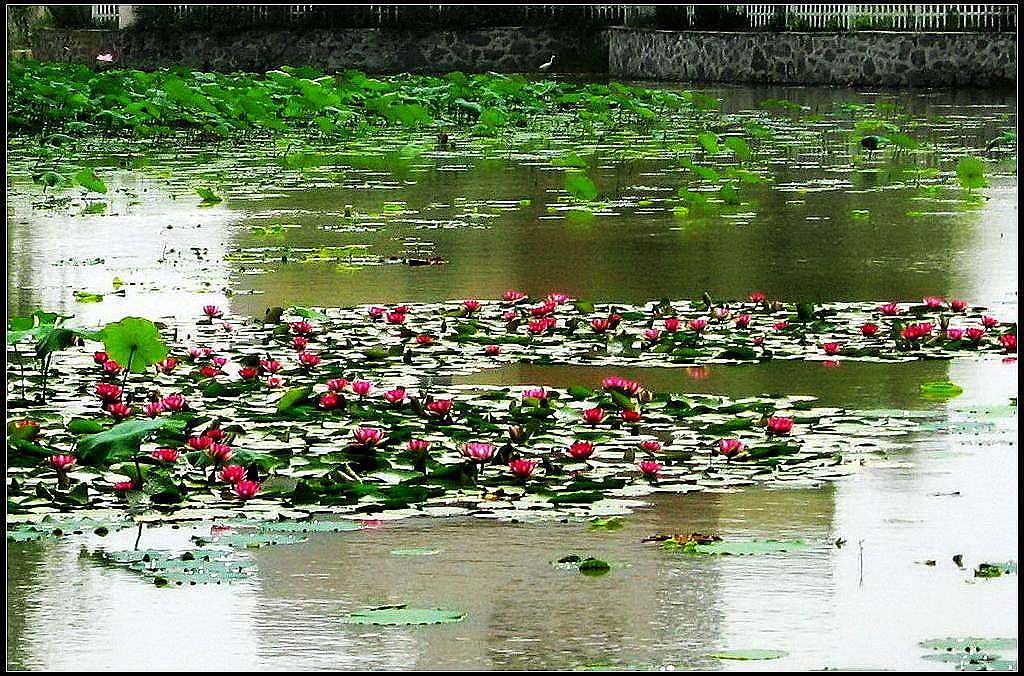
[30,26,607,73]
[607,28,1016,86]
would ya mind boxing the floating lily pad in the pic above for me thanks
[711,649,789,660]
[665,539,808,556]
[340,604,464,626]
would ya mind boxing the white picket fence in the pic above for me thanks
[91,4,1016,31]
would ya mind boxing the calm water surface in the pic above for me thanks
[5,83,1018,670]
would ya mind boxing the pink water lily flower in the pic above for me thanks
[602,376,641,394]
[638,460,662,479]
[945,328,964,340]
[639,439,662,453]
[621,409,642,423]
[502,310,518,321]
[923,296,945,309]
[260,359,282,373]
[879,302,900,316]
[212,356,228,368]
[187,435,213,451]
[233,480,261,500]
[717,439,744,459]
[160,394,187,411]
[239,367,259,380]
[426,399,453,417]
[591,317,610,333]
[663,317,681,332]
[522,387,547,401]
[208,443,234,464]
[353,427,384,447]
[107,403,133,420]
[96,52,114,62]
[748,291,766,303]
[95,383,122,402]
[461,442,496,462]
[509,458,538,479]
[822,342,841,356]
[290,320,313,335]
[93,351,108,364]
[298,352,321,368]
[766,416,794,436]
[965,327,986,342]
[485,344,502,356]
[113,481,135,492]
[319,392,340,410]
[152,448,179,463]
[143,401,164,418]
[199,365,221,378]
[733,314,751,329]
[982,316,999,328]
[530,300,557,317]
[752,335,765,346]
[415,334,434,345]
[688,318,708,333]
[773,321,789,332]
[407,439,431,453]
[49,454,76,471]
[950,299,968,312]
[384,388,406,404]
[643,328,662,342]
[102,359,121,374]
[202,305,223,318]
[463,299,481,313]
[385,312,406,325]
[503,289,527,303]
[156,357,177,374]
[582,407,607,425]
[548,292,571,304]
[861,323,880,337]
[568,441,595,460]
[368,306,385,318]
[351,380,373,397]
[204,428,227,442]
[1000,334,1017,353]
[220,465,247,483]
[327,378,349,393]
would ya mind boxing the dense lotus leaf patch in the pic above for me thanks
[919,637,1018,672]
[662,538,808,555]
[339,604,465,626]
[92,547,256,586]
[973,561,1017,578]
[920,638,1018,652]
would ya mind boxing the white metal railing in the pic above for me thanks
[91,4,1015,31]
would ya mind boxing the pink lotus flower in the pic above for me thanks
[527,318,555,335]
[901,322,934,341]
[950,299,968,312]
[266,376,284,388]
[643,328,662,342]
[386,312,406,325]
[621,409,642,423]
[748,291,766,303]
[509,458,538,479]
[107,403,133,420]
[688,318,708,333]
[530,300,557,317]
[602,376,641,394]
[503,289,527,303]
[384,388,406,404]
[1000,334,1017,353]
[187,346,208,361]
[203,305,223,318]
[102,359,121,374]
[734,314,751,329]
[461,442,496,462]
[351,380,372,396]
[638,460,662,479]
[548,292,570,304]
[327,378,349,392]
[773,321,789,331]
[485,344,502,356]
[946,328,964,340]
[502,311,518,321]
[160,394,187,411]
[463,299,481,313]
[113,481,136,492]
[212,356,228,368]
[982,316,999,328]
[393,305,409,314]
[93,351,108,364]
[966,327,986,342]
[639,439,662,453]
[582,407,607,425]
[752,335,765,346]
[260,359,282,373]
[203,428,227,442]
[822,342,841,356]
[292,336,309,351]
[712,307,730,321]
[222,322,234,333]
[879,302,900,316]
[199,365,221,378]
[923,296,945,309]
[426,399,453,418]
[663,317,681,332]
[766,416,794,436]
[299,352,321,368]
[49,454,76,471]
[290,320,313,335]
[220,465,247,483]
[568,441,595,460]
[95,383,122,402]
[96,52,114,62]
[187,435,213,451]
[717,439,744,459]
[591,317,610,333]
[368,306,385,318]
[233,480,260,500]
[156,357,177,374]
[152,448,179,463]
[143,401,164,418]
[319,392,340,410]
[239,367,259,380]
[415,334,434,345]
[861,323,879,337]
[407,439,431,453]
[208,443,233,464]
[353,427,384,447]
[522,387,547,401]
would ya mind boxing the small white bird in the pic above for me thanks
[538,54,557,72]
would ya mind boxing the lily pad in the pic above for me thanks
[340,604,464,626]
[710,649,788,660]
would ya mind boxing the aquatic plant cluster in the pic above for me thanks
[8,61,695,139]
[8,290,1012,520]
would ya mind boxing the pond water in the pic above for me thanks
[5,82,1018,670]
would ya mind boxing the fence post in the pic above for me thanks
[117,5,136,28]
